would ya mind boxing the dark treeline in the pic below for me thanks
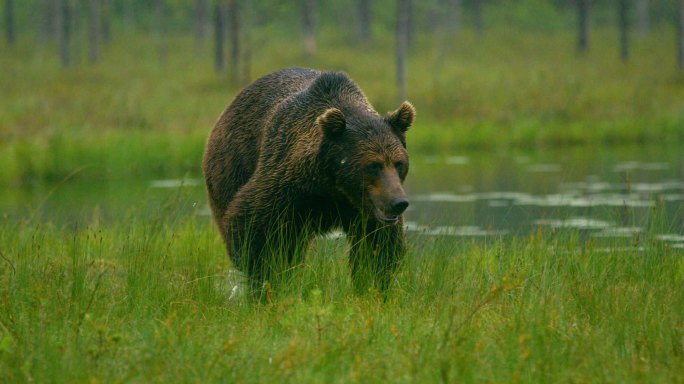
[3,0,684,71]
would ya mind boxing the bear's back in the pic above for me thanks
[203,68,324,225]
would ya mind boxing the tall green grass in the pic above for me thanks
[1,130,206,184]
[1,207,682,382]
[2,21,683,383]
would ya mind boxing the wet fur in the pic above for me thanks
[203,67,414,293]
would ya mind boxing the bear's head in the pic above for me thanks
[317,101,416,224]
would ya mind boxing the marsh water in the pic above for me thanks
[3,144,683,249]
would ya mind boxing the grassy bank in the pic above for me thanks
[0,209,682,382]
[2,27,684,184]
[0,131,206,184]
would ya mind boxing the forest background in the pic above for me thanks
[2,0,684,184]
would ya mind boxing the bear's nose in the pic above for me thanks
[389,198,409,215]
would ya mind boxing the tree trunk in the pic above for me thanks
[432,0,460,85]
[101,0,111,44]
[4,0,14,45]
[396,0,410,102]
[214,2,225,73]
[123,0,133,28]
[194,0,209,52]
[473,0,484,37]
[302,0,316,57]
[636,0,649,38]
[427,1,439,37]
[357,0,372,43]
[88,0,100,63]
[618,0,629,61]
[71,1,81,62]
[577,0,590,53]
[156,0,167,66]
[57,0,71,67]
[240,0,253,85]
[435,0,460,61]
[678,0,684,70]
[228,0,240,84]
[40,0,57,44]
[445,0,461,39]
[242,31,251,85]
[406,0,414,47]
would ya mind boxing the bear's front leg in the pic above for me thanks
[225,194,309,297]
[346,219,406,295]
[224,208,269,294]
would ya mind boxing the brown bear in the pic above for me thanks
[202,67,415,294]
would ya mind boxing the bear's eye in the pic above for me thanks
[394,161,407,173]
[364,162,383,174]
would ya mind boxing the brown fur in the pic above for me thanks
[202,67,415,294]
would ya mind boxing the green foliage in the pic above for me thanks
[0,207,682,382]
[1,26,683,185]
[488,0,569,32]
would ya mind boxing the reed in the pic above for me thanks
[0,202,682,382]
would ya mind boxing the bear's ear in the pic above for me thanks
[317,108,346,138]
[385,101,416,136]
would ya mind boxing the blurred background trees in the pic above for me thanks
[678,0,684,69]
[4,1,684,61]
[3,0,684,91]
[4,0,14,46]
[2,0,683,182]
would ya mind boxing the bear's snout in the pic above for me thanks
[389,198,409,216]
[368,169,409,224]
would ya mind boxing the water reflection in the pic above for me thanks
[149,178,202,188]
[1,145,682,249]
[414,191,657,207]
[404,145,683,248]
[406,222,508,237]
[533,217,612,230]
[613,161,670,172]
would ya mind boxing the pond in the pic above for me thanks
[406,144,684,249]
[2,144,683,249]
